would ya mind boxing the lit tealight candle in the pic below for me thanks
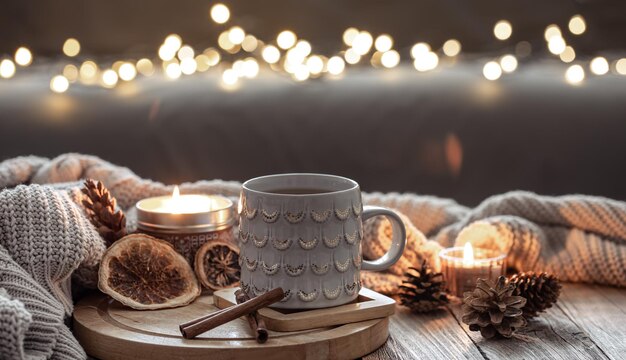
[439,242,506,297]
[136,186,235,264]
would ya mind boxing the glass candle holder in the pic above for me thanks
[439,244,506,297]
[135,189,235,265]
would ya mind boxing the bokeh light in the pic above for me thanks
[277,31,297,49]
[262,45,280,64]
[381,50,400,68]
[165,62,182,79]
[494,20,512,40]
[118,62,137,81]
[306,55,324,75]
[413,52,438,72]
[410,43,431,58]
[559,46,576,63]
[204,48,221,66]
[565,64,585,85]
[79,61,98,82]
[616,59,626,75]
[343,28,359,46]
[180,58,197,75]
[210,4,230,24]
[590,57,609,75]
[344,48,361,64]
[136,58,155,76]
[544,25,561,41]
[442,39,461,57]
[242,35,258,52]
[63,64,79,82]
[352,31,373,55]
[568,15,586,35]
[101,69,119,88]
[50,75,69,93]
[499,54,518,73]
[222,68,238,85]
[327,56,345,75]
[483,61,502,80]
[374,35,393,52]
[0,59,16,78]
[14,47,32,66]
[548,37,566,55]
[177,45,195,60]
[63,38,80,57]
[229,27,245,45]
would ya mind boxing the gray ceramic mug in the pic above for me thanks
[237,173,406,309]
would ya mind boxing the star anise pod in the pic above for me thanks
[81,179,127,247]
[462,276,527,339]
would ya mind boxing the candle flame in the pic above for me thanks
[463,242,474,266]
[173,186,180,199]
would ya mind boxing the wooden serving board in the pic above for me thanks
[214,287,396,332]
[74,293,389,360]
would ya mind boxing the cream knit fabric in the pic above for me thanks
[0,153,625,359]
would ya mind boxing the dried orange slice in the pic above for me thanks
[98,233,200,310]
[194,241,240,291]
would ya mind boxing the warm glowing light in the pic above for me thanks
[463,242,474,267]
[277,30,297,49]
[483,61,502,80]
[295,40,312,57]
[374,34,393,52]
[0,59,16,78]
[165,62,182,79]
[195,55,211,72]
[616,59,626,75]
[63,38,80,57]
[352,31,373,55]
[242,35,258,52]
[494,20,512,40]
[590,57,609,75]
[344,48,361,64]
[370,51,383,67]
[544,25,562,41]
[327,56,345,75]
[262,45,280,64]
[204,48,221,65]
[565,64,585,85]
[499,54,518,73]
[210,4,230,24]
[164,34,182,51]
[159,44,176,61]
[410,42,431,59]
[413,51,438,72]
[442,39,461,57]
[548,37,566,55]
[293,65,310,81]
[218,31,235,51]
[136,58,154,76]
[63,64,79,82]
[568,15,586,35]
[228,27,245,45]
[381,50,400,68]
[286,48,306,65]
[222,68,238,85]
[14,47,32,66]
[50,75,69,93]
[177,45,195,60]
[306,55,324,74]
[101,69,118,88]
[180,58,197,75]
[79,61,98,82]
[118,63,137,81]
[243,58,259,78]
[559,46,576,63]
[343,27,359,46]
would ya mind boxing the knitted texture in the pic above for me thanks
[1,153,626,358]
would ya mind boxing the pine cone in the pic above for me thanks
[81,179,126,246]
[399,260,449,312]
[509,271,561,319]
[462,276,527,338]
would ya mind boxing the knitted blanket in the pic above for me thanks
[1,153,625,359]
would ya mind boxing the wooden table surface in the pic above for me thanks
[364,284,626,360]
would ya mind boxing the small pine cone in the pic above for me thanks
[509,271,561,319]
[399,261,449,313]
[81,179,127,246]
[462,276,527,339]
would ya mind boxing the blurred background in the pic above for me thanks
[0,0,625,205]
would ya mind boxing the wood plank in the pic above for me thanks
[364,306,485,360]
[556,284,626,360]
[448,287,609,360]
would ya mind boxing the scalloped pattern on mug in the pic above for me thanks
[284,210,306,224]
[323,285,342,300]
[252,233,269,248]
[334,257,351,273]
[310,209,331,223]
[345,229,358,245]
[253,285,268,296]
[352,202,363,217]
[334,207,351,221]
[353,253,362,268]
[298,237,318,250]
[272,237,292,250]
[297,289,319,302]
[280,289,292,302]
[240,281,250,293]
[311,263,330,275]
[261,209,280,223]
[261,261,280,276]
[244,256,258,271]
[239,228,249,243]
[284,263,306,277]
[322,234,341,248]
[345,281,358,296]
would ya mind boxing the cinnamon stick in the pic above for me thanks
[178,307,229,333]
[236,289,269,343]
[180,287,284,339]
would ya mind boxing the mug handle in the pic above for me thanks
[360,206,407,271]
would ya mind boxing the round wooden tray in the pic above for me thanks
[74,293,389,360]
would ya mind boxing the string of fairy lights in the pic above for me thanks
[0,3,625,93]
